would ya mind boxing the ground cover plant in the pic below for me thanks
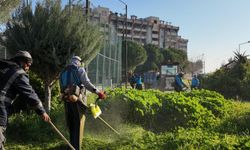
[5,88,250,149]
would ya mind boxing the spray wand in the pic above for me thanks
[88,98,120,135]
[48,97,120,150]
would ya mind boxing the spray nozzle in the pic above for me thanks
[90,103,102,119]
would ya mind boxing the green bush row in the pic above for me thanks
[103,88,233,132]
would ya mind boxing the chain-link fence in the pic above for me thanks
[87,23,122,89]
[0,22,122,89]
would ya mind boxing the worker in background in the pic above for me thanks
[174,72,188,92]
[135,74,143,90]
[191,74,200,90]
[129,72,136,89]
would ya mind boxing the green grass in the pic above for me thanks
[4,90,250,149]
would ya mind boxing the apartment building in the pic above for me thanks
[90,6,188,52]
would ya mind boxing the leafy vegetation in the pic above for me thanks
[122,40,147,72]
[134,44,192,74]
[202,51,250,101]
[5,88,250,149]
[105,88,232,131]
[161,48,188,69]
[0,0,103,111]
[136,44,163,72]
[0,0,21,23]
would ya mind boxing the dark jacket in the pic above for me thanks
[191,77,199,89]
[174,74,186,92]
[0,59,46,126]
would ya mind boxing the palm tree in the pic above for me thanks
[233,50,249,64]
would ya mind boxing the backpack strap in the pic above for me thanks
[66,67,72,87]
[72,68,80,85]
[0,69,25,103]
[67,65,81,86]
[1,69,25,95]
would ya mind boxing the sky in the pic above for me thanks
[88,0,250,73]
[3,0,250,73]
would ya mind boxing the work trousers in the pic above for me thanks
[65,101,86,150]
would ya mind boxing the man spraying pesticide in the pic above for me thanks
[58,56,119,150]
[48,97,120,150]
[49,95,120,150]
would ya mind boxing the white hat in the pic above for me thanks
[72,56,82,62]
[71,56,82,66]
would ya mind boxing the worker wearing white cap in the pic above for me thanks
[59,55,105,150]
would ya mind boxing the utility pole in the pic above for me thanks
[125,4,128,88]
[68,0,72,14]
[86,0,90,22]
[118,0,128,88]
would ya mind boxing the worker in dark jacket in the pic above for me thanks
[128,72,136,89]
[135,74,143,90]
[59,56,106,150]
[191,74,200,90]
[174,72,188,92]
[0,50,50,150]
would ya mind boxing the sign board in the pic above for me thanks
[159,63,179,91]
[161,64,178,76]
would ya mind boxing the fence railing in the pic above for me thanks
[87,23,122,89]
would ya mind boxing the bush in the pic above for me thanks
[102,88,233,132]
[5,88,250,149]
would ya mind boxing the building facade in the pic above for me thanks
[90,6,188,52]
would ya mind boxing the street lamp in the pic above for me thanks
[118,0,128,88]
[238,41,250,52]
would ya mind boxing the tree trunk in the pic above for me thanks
[44,82,52,112]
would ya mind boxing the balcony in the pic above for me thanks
[152,34,159,38]
[152,41,159,45]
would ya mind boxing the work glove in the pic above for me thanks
[98,91,106,99]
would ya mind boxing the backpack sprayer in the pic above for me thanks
[48,96,120,150]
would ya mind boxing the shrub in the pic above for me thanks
[102,88,233,132]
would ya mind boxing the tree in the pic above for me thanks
[161,48,188,69]
[202,50,250,100]
[0,0,103,111]
[0,0,21,23]
[136,44,163,72]
[122,40,147,72]
[186,59,203,74]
